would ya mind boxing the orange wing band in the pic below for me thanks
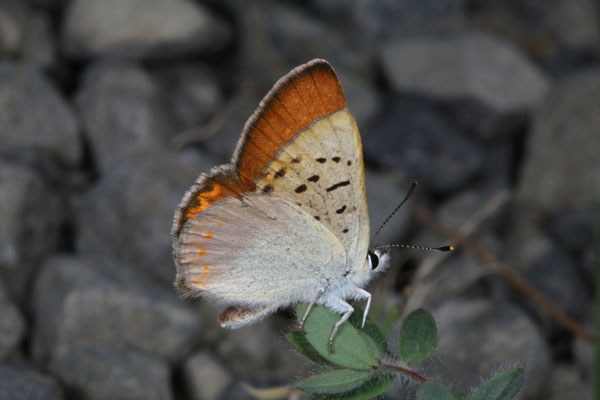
[174,166,254,238]
[182,169,250,220]
[234,59,347,186]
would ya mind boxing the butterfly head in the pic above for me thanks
[367,247,391,275]
[349,247,391,288]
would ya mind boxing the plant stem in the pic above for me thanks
[382,364,426,383]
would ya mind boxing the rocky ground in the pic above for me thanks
[0,0,597,399]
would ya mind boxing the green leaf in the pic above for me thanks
[297,369,374,394]
[451,388,469,400]
[322,373,395,400]
[348,306,388,353]
[398,309,437,363]
[284,332,331,365]
[416,381,454,400]
[297,304,381,370]
[472,368,524,400]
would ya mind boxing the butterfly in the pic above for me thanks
[172,59,391,350]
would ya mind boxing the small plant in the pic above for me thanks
[286,304,524,399]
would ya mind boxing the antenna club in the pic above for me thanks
[437,245,455,251]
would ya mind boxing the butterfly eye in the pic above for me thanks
[368,251,379,270]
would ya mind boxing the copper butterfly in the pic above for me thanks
[172,59,391,349]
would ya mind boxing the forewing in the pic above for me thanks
[232,60,370,269]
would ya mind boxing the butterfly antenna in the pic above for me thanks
[371,181,418,244]
[374,244,454,252]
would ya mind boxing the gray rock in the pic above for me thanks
[183,352,232,400]
[517,69,600,214]
[0,62,80,167]
[62,0,231,60]
[431,298,551,399]
[20,10,57,71]
[23,0,67,10]
[154,64,223,132]
[0,3,21,56]
[522,245,590,330]
[75,62,178,173]
[476,142,513,193]
[550,205,596,255]
[0,281,25,360]
[525,0,600,49]
[49,344,172,400]
[0,364,64,400]
[380,32,550,139]
[363,96,484,194]
[469,0,600,64]
[573,306,594,376]
[76,151,198,282]
[32,255,201,364]
[550,204,598,284]
[310,0,466,41]
[503,208,591,332]
[548,364,592,400]
[0,2,56,69]
[5,4,56,67]
[502,211,554,272]
[0,159,63,299]
[229,0,371,78]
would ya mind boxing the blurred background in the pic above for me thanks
[0,0,597,399]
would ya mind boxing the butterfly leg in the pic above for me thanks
[299,287,326,332]
[354,288,371,331]
[327,300,354,353]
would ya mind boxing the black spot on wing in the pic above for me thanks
[274,168,286,178]
[316,157,326,163]
[332,156,341,162]
[295,184,307,193]
[291,157,301,163]
[336,205,347,214]
[263,184,274,193]
[308,175,319,182]
[342,228,349,233]
[326,180,350,192]
[347,160,352,166]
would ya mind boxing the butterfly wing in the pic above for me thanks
[172,60,369,326]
